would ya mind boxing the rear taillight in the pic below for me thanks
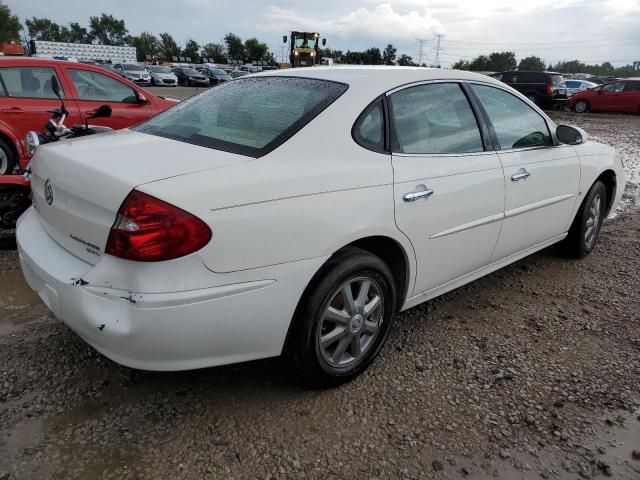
[105,190,211,262]
[546,84,554,95]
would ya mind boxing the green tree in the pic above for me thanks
[0,1,21,42]
[468,55,489,71]
[130,32,159,62]
[383,44,397,65]
[88,13,128,46]
[486,51,517,71]
[397,53,416,66]
[182,39,200,63]
[518,56,546,71]
[201,43,227,63]
[65,22,90,43]
[451,59,470,70]
[224,33,245,61]
[25,17,64,41]
[244,37,269,61]
[159,32,180,60]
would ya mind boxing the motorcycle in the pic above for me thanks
[0,76,112,247]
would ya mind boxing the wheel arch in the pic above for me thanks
[282,234,414,354]
[596,169,617,216]
[0,127,19,163]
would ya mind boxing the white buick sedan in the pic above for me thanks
[17,67,625,384]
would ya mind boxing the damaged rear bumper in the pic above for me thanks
[16,207,324,371]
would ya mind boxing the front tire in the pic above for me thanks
[0,138,16,175]
[287,247,396,386]
[574,100,589,113]
[563,180,607,258]
[0,184,31,248]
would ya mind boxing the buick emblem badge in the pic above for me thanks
[44,179,54,206]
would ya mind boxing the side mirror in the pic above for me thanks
[50,75,62,100]
[556,125,587,145]
[136,92,150,104]
[90,105,112,119]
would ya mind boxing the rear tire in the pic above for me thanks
[287,247,396,387]
[0,184,30,248]
[574,100,589,113]
[563,180,607,258]
[0,138,16,175]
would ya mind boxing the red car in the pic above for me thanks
[567,78,640,114]
[0,57,177,174]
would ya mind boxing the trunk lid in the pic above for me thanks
[31,129,249,264]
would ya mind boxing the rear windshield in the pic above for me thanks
[551,74,565,85]
[133,77,348,157]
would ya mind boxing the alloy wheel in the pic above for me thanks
[318,276,384,367]
[584,193,601,249]
[0,147,8,175]
[575,101,588,113]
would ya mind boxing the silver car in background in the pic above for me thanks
[566,79,598,97]
[147,65,178,87]
[113,63,151,86]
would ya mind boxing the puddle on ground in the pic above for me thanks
[441,406,640,479]
[0,269,48,335]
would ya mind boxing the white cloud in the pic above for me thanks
[263,3,444,40]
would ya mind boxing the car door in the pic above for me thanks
[594,81,626,111]
[620,81,640,113]
[389,82,505,297]
[65,67,157,129]
[0,64,82,141]
[469,83,580,260]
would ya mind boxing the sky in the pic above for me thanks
[6,0,640,67]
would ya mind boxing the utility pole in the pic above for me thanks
[416,38,427,66]
[433,34,444,68]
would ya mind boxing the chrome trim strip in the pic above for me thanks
[504,193,576,219]
[430,212,504,239]
[392,150,496,158]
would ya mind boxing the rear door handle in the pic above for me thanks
[1,107,24,114]
[403,188,434,202]
[511,169,530,182]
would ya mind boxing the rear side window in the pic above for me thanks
[625,81,640,91]
[471,84,552,150]
[353,100,385,152]
[68,69,137,103]
[0,67,63,99]
[501,73,518,84]
[134,77,348,158]
[388,82,484,155]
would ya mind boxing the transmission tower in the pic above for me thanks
[416,39,427,66]
[433,34,444,68]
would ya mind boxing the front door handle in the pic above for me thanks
[403,188,434,202]
[511,169,530,182]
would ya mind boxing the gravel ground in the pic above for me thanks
[0,106,639,480]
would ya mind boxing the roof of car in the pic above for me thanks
[255,66,505,91]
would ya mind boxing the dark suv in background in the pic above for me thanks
[492,71,567,108]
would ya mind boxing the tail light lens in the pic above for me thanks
[105,190,212,262]
[546,84,554,95]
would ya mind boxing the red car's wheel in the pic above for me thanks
[574,100,589,113]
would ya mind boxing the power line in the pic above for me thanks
[433,33,444,68]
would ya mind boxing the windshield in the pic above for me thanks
[124,64,145,71]
[150,66,170,73]
[133,77,348,157]
[182,68,200,75]
[212,68,229,76]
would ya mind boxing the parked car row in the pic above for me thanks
[567,78,640,114]
[0,57,176,174]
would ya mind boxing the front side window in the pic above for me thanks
[602,82,625,93]
[0,67,63,99]
[353,100,384,152]
[471,84,552,150]
[68,69,137,103]
[388,83,484,155]
[626,81,640,91]
[133,77,348,157]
